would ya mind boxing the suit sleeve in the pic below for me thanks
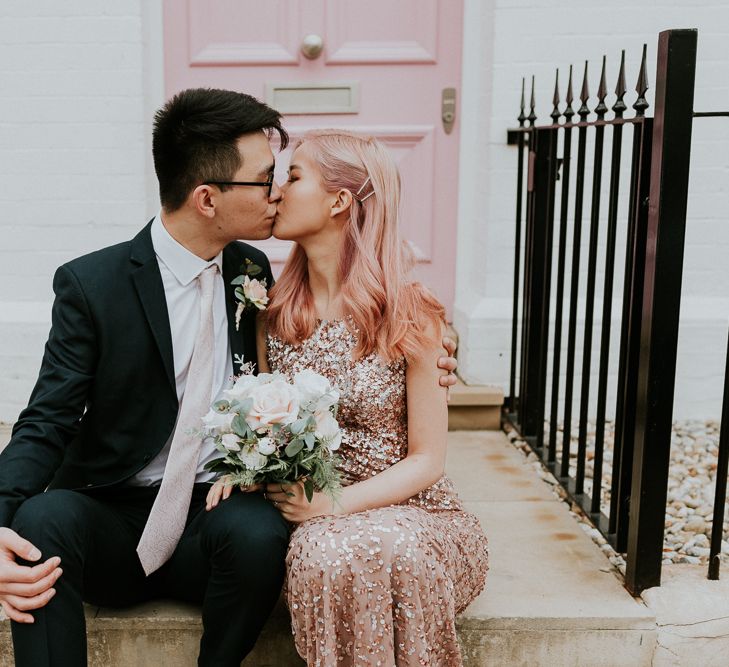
[0,264,97,528]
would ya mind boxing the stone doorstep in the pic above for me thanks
[0,431,656,666]
[448,381,504,431]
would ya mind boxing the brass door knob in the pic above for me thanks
[301,34,324,60]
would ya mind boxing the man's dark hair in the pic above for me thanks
[152,88,289,211]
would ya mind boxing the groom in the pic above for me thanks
[0,88,459,666]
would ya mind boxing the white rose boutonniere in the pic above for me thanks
[232,258,269,331]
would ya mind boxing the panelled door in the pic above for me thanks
[163,0,463,317]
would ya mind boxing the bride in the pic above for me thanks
[208,130,488,666]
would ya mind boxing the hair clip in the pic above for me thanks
[355,176,375,202]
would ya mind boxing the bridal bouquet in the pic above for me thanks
[202,367,342,502]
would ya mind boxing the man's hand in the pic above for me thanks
[438,335,458,400]
[0,527,62,624]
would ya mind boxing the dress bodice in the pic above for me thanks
[266,318,462,511]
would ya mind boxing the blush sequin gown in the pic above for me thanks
[267,319,489,667]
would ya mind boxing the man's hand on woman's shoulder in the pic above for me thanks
[438,336,458,399]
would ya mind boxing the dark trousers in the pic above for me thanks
[9,484,289,666]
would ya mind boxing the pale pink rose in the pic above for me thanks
[314,410,342,451]
[245,378,299,431]
[242,276,269,311]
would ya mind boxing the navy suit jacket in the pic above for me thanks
[0,221,272,528]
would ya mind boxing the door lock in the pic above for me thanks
[442,88,456,134]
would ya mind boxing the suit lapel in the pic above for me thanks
[130,222,176,393]
[223,245,246,372]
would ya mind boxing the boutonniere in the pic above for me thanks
[231,259,269,331]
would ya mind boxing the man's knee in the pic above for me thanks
[10,490,89,550]
[201,493,288,562]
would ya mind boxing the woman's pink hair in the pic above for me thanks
[266,129,445,361]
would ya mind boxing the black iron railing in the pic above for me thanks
[504,29,699,595]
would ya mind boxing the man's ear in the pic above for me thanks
[331,188,353,218]
[191,184,217,218]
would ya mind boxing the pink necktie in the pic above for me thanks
[137,264,218,575]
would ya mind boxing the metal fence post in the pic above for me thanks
[520,127,558,439]
[625,28,697,595]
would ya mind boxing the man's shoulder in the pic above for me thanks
[61,240,133,279]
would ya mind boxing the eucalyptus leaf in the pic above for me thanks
[246,265,263,277]
[230,275,247,285]
[285,440,304,457]
[231,415,248,437]
[304,478,315,503]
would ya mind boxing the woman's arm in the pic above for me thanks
[268,322,448,521]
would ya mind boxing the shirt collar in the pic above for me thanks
[151,213,223,287]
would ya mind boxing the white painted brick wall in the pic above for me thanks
[1,0,726,422]
[456,0,729,420]
[0,0,155,420]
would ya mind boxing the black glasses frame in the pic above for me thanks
[204,179,274,198]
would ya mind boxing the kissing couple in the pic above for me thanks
[0,88,488,666]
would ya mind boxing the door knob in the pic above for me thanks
[301,34,324,60]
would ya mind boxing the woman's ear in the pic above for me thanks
[191,184,216,219]
[330,188,353,218]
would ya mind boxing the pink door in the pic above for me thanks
[163,0,463,318]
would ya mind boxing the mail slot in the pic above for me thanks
[265,82,360,115]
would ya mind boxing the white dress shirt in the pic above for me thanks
[129,214,234,486]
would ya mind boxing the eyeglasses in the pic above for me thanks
[204,178,274,198]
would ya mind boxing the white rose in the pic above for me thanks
[242,276,269,310]
[225,373,259,402]
[314,388,340,413]
[201,408,235,434]
[221,433,241,452]
[245,378,300,431]
[314,410,342,451]
[239,447,268,471]
[294,369,331,406]
[257,437,276,456]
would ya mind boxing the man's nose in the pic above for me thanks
[269,180,283,202]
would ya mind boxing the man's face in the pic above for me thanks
[211,131,282,242]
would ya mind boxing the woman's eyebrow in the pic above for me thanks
[288,164,301,172]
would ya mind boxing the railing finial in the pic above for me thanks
[595,55,608,119]
[518,77,526,126]
[551,69,561,123]
[634,43,650,116]
[564,64,575,122]
[528,75,537,125]
[613,49,627,118]
[578,60,590,119]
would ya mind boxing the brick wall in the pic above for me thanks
[1,0,727,422]
[455,0,729,419]
[0,0,155,420]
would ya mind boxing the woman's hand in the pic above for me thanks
[265,481,335,523]
[206,476,262,511]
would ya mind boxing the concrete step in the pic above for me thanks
[0,429,655,666]
[448,380,503,431]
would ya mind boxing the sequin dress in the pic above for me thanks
[267,319,489,667]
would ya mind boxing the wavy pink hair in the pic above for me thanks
[266,130,445,361]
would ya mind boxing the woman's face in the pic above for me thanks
[273,143,338,242]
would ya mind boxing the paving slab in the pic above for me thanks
[642,564,729,667]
